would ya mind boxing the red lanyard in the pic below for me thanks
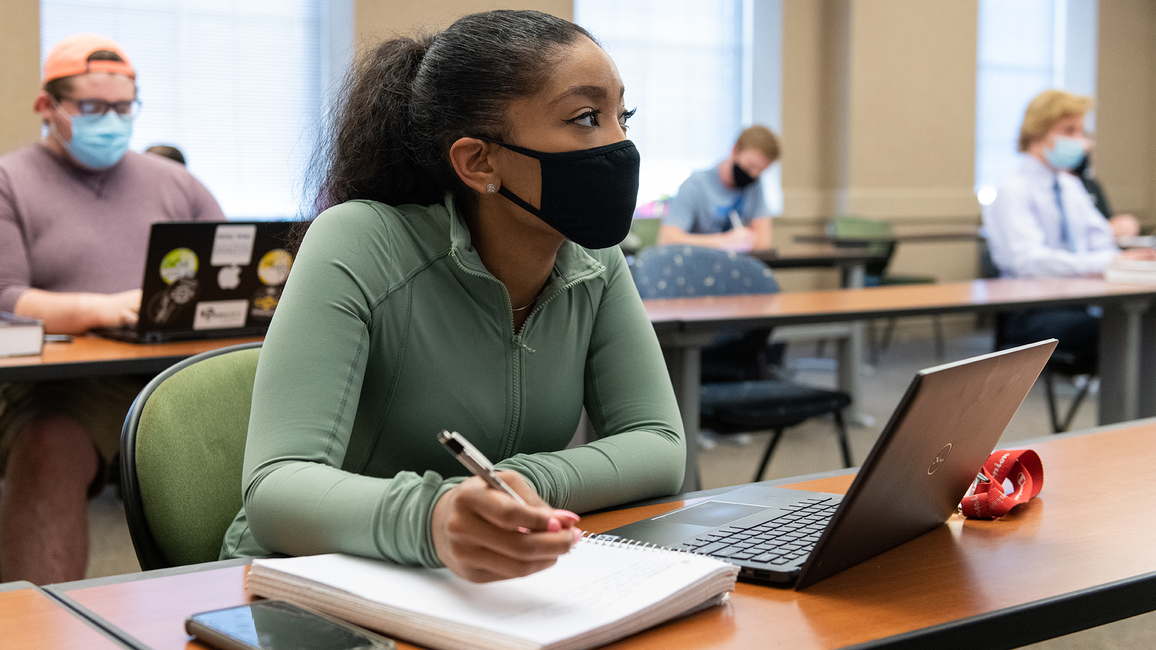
[960,449,1044,520]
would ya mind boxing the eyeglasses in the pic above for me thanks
[59,98,142,118]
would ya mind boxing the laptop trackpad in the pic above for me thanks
[658,500,768,527]
[599,501,769,548]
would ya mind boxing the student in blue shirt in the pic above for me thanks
[658,126,779,252]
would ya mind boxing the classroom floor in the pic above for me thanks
[83,325,1155,648]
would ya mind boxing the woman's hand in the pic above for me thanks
[432,471,582,582]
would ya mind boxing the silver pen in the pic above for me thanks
[437,430,527,506]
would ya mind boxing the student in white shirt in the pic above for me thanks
[983,89,1156,355]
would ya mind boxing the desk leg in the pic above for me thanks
[1098,299,1151,423]
[662,342,702,493]
[1140,308,1156,419]
[844,263,866,289]
[840,262,871,426]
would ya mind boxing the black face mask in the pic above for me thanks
[487,139,640,249]
[732,163,757,189]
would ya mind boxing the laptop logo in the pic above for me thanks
[928,443,952,475]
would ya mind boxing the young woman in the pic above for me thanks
[220,10,685,583]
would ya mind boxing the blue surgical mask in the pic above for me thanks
[1044,136,1087,171]
[53,110,133,170]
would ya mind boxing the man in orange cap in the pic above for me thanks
[0,34,225,583]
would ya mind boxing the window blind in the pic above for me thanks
[41,0,324,219]
[975,0,1098,203]
[574,0,747,208]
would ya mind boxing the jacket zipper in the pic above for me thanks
[450,249,603,459]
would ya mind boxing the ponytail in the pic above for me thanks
[313,35,440,213]
[302,10,593,237]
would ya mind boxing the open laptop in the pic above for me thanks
[599,339,1057,589]
[94,221,295,343]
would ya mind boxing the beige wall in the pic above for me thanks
[780,0,850,221]
[842,0,978,220]
[0,0,42,154]
[781,0,979,222]
[1095,0,1156,224]
[354,1,572,48]
[777,0,981,298]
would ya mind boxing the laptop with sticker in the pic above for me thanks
[93,221,295,343]
[597,339,1057,589]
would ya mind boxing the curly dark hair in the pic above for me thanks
[296,10,595,248]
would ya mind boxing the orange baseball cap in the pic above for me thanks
[43,33,135,85]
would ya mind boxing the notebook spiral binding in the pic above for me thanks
[581,531,706,560]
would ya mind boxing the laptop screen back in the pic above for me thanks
[134,221,295,340]
[795,339,1057,588]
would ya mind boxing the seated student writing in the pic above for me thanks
[657,125,780,252]
[220,10,685,582]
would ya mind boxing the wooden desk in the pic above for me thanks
[41,421,1156,649]
[649,278,1156,491]
[0,335,263,382]
[0,581,127,649]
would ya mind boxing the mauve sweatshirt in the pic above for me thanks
[0,143,224,313]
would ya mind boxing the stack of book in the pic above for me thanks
[0,312,44,357]
[1104,259,1156,286]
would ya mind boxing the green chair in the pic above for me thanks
[620,217,664,257]
[828,216,944,361]
[621,197,671,256]
[120,342,261,570]
[631,217,663,250]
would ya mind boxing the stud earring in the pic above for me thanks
[486,183,497,194]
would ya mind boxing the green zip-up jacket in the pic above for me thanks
[220,196,685,566]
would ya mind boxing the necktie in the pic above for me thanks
[1054,177,1077,253]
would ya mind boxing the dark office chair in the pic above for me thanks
[120,342,261,570]
[632,245,853,481]
[829,216,945,361]
[980,239,1095,433]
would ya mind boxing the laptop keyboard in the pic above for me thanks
[677,496,841,567]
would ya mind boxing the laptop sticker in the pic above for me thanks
[250,249,293,320]
[210,224,258,266]
[147,277,199,325]
[250,288,278,319]
[193,300,249,330]
[257,249,293,286]
[159,248,198,284]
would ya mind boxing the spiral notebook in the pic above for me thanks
[246,538,739,650]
